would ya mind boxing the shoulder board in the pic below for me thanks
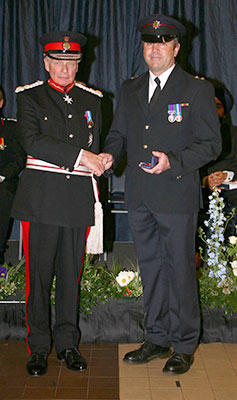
[130,74,140,80]
[75,81,103,97]
[15,80,44,93]
[194,75,205,81]
[6,118,17,122]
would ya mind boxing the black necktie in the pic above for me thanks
[149,77,161,111]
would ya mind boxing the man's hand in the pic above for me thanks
[98,152,114,170]
[207,171,227,189]
[139,151,170,174]
[80,150,106,177]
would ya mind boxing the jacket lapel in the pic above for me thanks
[132,72,149,116]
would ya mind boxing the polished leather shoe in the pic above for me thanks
[163,352,194,374]
[57,347,87,371]
[26,352,48,376]
[123,341,171,364]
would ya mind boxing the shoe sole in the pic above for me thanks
[123,351,172,364]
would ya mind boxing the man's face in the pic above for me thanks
[44,57,78,87]
[143,40,180,76]
[215,97,225,119]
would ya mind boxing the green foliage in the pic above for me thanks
[0,254,143,316]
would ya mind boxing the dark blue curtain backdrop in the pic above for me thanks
[0,0,237,124]
[0,0,236,242]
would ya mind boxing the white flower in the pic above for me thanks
[116,270,135,287]
[229,236,237,245]
[222,287,231,295]
[230,260,237,276]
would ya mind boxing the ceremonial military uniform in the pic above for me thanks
[0,117,25,263]
[11,31,103,375]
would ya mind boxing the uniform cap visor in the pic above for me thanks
[46,51,82,61]
[141,34,178,43]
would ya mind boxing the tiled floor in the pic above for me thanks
[0,341,119,399]
[1,341,237,399]
[119,343,237,400]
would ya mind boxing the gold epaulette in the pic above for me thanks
[6,118,17,122]
[194,75,205,81]
[130,75,140,80]
[15,80,44,93]
[75,81,103,97]
[1,117,17,122]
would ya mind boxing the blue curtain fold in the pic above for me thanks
[0,0,236,123]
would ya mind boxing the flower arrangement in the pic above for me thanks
[0,254,142,315]
[1,189,237,317]
[198,188,237,314]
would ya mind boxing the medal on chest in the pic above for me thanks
[84,110,94,147]
[0,137,6,150]
[168,103,189,123]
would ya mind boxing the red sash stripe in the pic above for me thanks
[22,221,31,355]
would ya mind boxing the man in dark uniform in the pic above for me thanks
[0,87,25,265]
[100,14,221,374]
[11,31,105,376]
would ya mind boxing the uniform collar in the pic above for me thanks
[47,78,75,93]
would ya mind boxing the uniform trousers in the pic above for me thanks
[22,221,87,355]
[0,186,14,251]
[128,202,200,355]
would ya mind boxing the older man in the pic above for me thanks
[100,14,221,374]
[12,31,104,376]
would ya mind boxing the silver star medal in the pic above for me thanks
[63,93,73,104]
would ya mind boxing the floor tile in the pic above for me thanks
[120,385,151,399]
[214,389,237,400]
[55,387,88,399]
[23,387,56,398]
[57,374,89,387]
[150,387,184,400]
[0,387,25,399]
[89,376,119,389]
[88,387,119,399]
[182,389,215,400]
[26,375,59,388]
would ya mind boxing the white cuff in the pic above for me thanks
[74,149,83,168]
[222,170,234,183]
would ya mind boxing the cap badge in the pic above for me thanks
[153,20,161,30]
[63,36,71,51]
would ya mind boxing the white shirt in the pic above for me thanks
[148,64,176,102]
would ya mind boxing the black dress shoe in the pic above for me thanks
[26,352,48,376]
[57,347,87,371]
[123,341,171,364]
[163,352,194,374]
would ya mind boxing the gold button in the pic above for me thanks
[177,175,182,180]
[66,175,70,179]
[69,133,74,138]
[145,125,149,130]
[66,167,69,172]
[68,114,73,118]
[143,144,148,149]
[44,116,48,120]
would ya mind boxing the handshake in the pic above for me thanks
[80,150,114,177]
